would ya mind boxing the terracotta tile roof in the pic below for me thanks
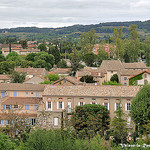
[100,60,124,71]
[0,75,10,80]
[50,68,71,74]
[122,62,147,69]
[52,76,83,85]
[118,69,144,76]
[24,75,47,82]
[0,83,45,91]
[2,97,42,105]
[44,85,140,98]
[15,67,47,75]
[129,70,150,79]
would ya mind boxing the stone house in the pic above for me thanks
[0,75,10,83]
[24,75,47,84]
[37,85,140,129]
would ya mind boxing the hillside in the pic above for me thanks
[0,20,150,42]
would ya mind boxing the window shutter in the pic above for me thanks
[57,102,59,109]
[103,103,104,106]
[51,102,53,111]
[5,120,7,125]
[1,120,3,125]
[90,102,92,104]
[54,118,58,126]
[108,103,110,110]
[10,105,12,109]
[62,102,64,109]
[46,102,48,110]
[29,118,31,125]
[95,103,97,104]
[78,102,80,106]
[114,103,116,111]
[83,102,85,105]
[125,103,127,111]
[3,105,5,110]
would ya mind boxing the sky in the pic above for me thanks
[0,0,150,29]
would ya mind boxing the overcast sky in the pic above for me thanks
[0,0,150,29]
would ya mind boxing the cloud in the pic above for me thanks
[0,0,149,28]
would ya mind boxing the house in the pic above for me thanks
[129,70,150,85]
[15,67,49,78]
[23,75,47,84]
[122,62,148,70]
[0,97,42,126]
[0,75,10,83]
[37,85,140,129]
[76,67,107,85]
[0,83,45,98]
[100,60,124,81]
[51,76,83,86]
[50,68,71,76]
[92,44,116,55]
[117,70,143,86]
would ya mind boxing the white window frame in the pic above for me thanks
[46,101,52,111]
[103,103,109,110]
[54,117,58,126]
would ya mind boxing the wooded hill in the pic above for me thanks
[0,20,150,41]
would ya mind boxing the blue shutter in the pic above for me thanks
[36,92,39,97]
[1,120,3,125]
[34,105,38,110]
[5,120,7,125]
[25,105,29,110]
[10,105,12,109]
[3,105,5,110]
[1,92,5,98]
[13,91,17,97]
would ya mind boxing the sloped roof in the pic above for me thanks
[44,85,140,98]
[0,83,45,91]
[122,62,147,69]
[50,68,71,74]
[2,97,42,105]
[100,60,124,71]
[0,75,10,80]
[52,76,82,85]
[118,69,144,76]
[15,67,46,75]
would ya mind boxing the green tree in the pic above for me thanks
[145,37,150,66]
[20,40,28,49]
[10,71,26,83]
[51,45,61,65]
[70,48,80,76]
[57,59,68,68]
[45,74,59,82]
[0,61,15,74]
[131,85,150,133]
[83,52,97,67]
[80,28,97,55]
[71,104,110,135]
[0,54,5,62]
[110,74,119,83]
[80,75,95,83]
[97,49,109,65]
[0,133,16,149]
[128,24,140,62]
[111,101,128,144]
[38,44,47,52]
[25,53,37,62]
[102,81,121,85]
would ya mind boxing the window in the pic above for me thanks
[32,119,37,126]
[43,118,46,126]
[31,92,34,94]
[1,92,5,98]
[34,105,38,110]
[14,105,18,108]
[13,91,17,97]
[127,117,131,126]
[26,92,28,95]
[0,120,3,125]
[123,82,128,86]
[115,103,120,111]
[80,102,83,106]
[54,118,58,126]
[144,74,147,78]
[92,98,96,101]
[6,105,12,110]
[123,77,128,81]
[59,102,62,109]
[25,105,29,110]
[103,103,109,110]
[36,92,39,97]
[125,103,131,111]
